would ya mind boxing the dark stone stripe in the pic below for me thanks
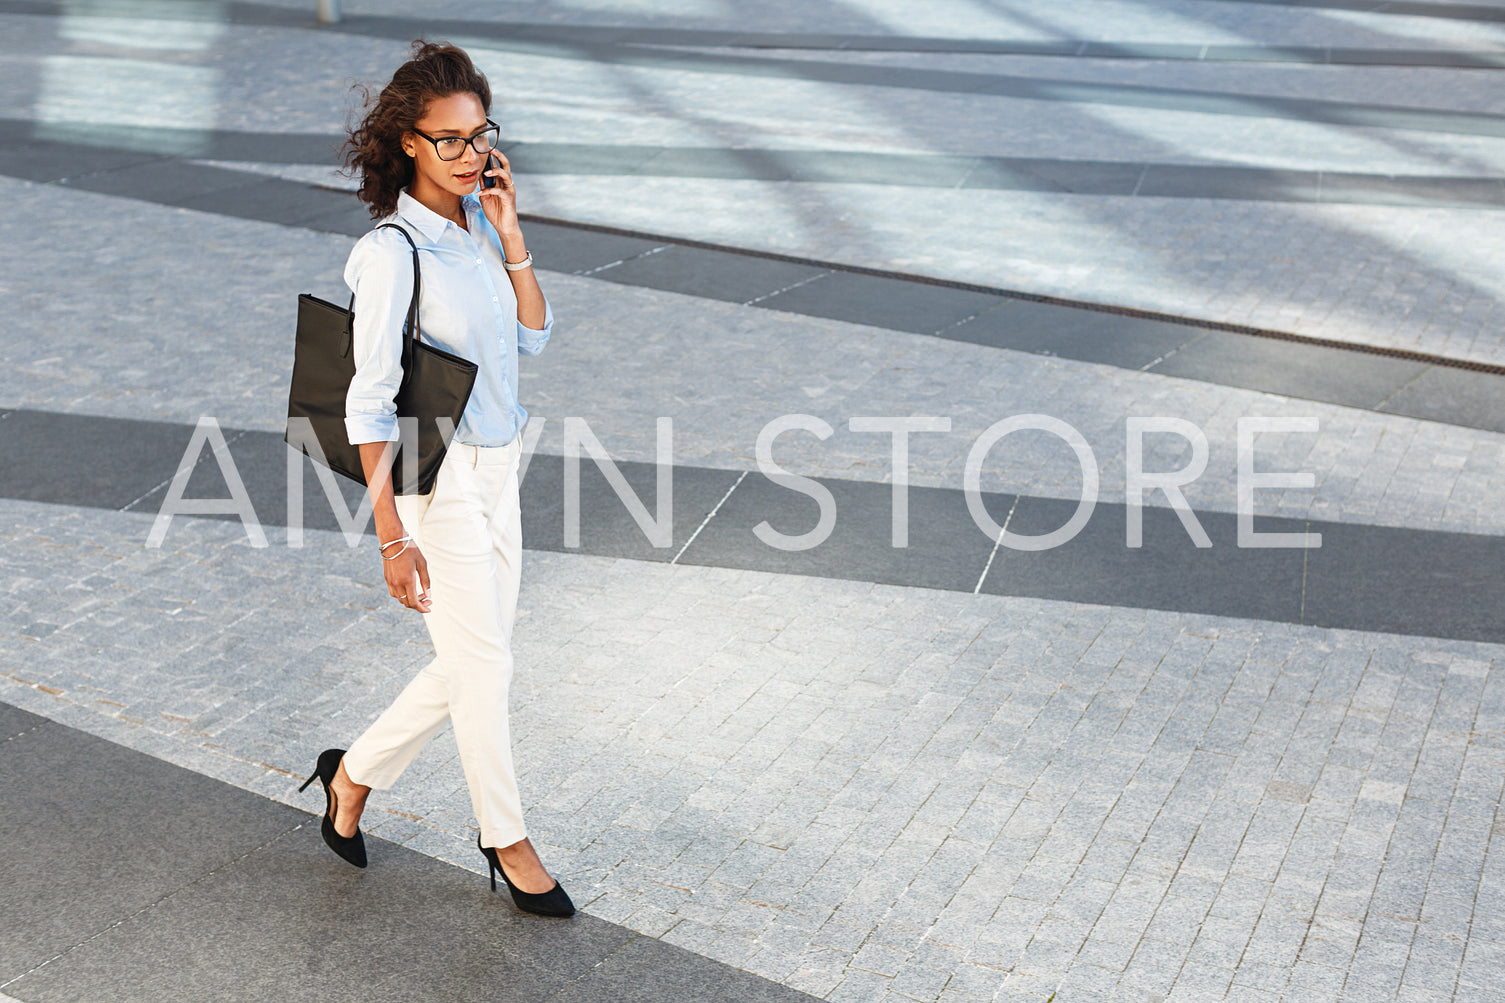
[0,702,816,1002]
[4,136,1503,434]
[494,33,1505,68]
[6,117,1503,210]
[6,0,1502,66]
[497,144,1505,210]
[1190,0,1505,24]
[3,408,1502,644]
[349,35,1505,139]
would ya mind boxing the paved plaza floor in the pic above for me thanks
[2,1,1504,1001]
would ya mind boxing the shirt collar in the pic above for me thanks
[395,190,480,243]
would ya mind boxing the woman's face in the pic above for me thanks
[401,91,491,200]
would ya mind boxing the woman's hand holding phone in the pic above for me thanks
[478,149,541,328]
[478,151,519,236]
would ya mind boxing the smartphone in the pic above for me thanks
[481,152,500,190]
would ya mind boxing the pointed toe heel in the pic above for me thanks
[477,835,575,917]
[301,748,367,869]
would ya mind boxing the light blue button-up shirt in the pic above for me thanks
[344,190,551,448]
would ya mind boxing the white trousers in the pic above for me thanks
[343,439,527,849]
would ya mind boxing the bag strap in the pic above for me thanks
[375,223,423,373]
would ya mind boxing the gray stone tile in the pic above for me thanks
[519,454,741,562]
[1315,174,1505,211]
[980,499,1306,625]
[1148,332,1430,410]
[1136,165,1320,203]
[961,157,1145,195]
[752,272,1007,336]
[520,224,668,276]
[675,473,997,592]
[195,130,345,165]
[942,300,1203,369]
[1303,521,1505,643]
[1327,46,1505,68]
[8,821,620,1003]
[61,160,273,204]
[592,245,830,305]
[301,196,382,238]
[501,141,665,177]
[0,717,305,978]
[765,149,979,188]
[173,178,352,229]
[0,702,46,741]
[549,933,817,1002]
[126,425,370,537]
[1379,367,1505,435]
[0,137,165,185]
[0,409,197,510]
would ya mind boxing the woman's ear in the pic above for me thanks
[399,132,416,158]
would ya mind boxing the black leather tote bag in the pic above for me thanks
[285,223,477,496]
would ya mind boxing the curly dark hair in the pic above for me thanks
[344,40,493,220]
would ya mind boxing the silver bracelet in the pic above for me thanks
[503,251,533,272]
[379,535,411,560]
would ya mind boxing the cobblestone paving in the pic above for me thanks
[2,502,1502,1002]
[5,1,1504,1000]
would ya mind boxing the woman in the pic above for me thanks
[298,41,573,918]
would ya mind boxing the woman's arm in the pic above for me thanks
[345,232,431,613]
[498,226,546,331]
[479,152,546,330]
[359,440,431,614]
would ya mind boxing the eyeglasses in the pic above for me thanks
[411,120,501,162]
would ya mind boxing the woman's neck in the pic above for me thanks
[408,179,467,230]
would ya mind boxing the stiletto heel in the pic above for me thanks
[301,748,367,869]
[476,835,574,917]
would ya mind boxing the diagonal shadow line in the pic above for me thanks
[9,0,1491,136]
[7,0,1504,66]
[312,30,1505,138]
[1189,0,1505,24]
[567,37,1505,68]
[8,2,1504,136]
[5,119,1502,211]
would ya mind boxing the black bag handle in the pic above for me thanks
[339,222,423,361]
[376,222,423,376]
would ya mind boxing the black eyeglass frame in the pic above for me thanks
[410,120,501,162]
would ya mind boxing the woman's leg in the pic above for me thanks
[341,487,452,794]
[335,443,548,885]
[390,443,528,849]
[471,444,556,890]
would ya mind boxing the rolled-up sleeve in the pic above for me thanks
[344,231,412,445]
[517,297,552,357]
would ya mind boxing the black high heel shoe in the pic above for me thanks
[477,835,575,917]
[299,748,367,869]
